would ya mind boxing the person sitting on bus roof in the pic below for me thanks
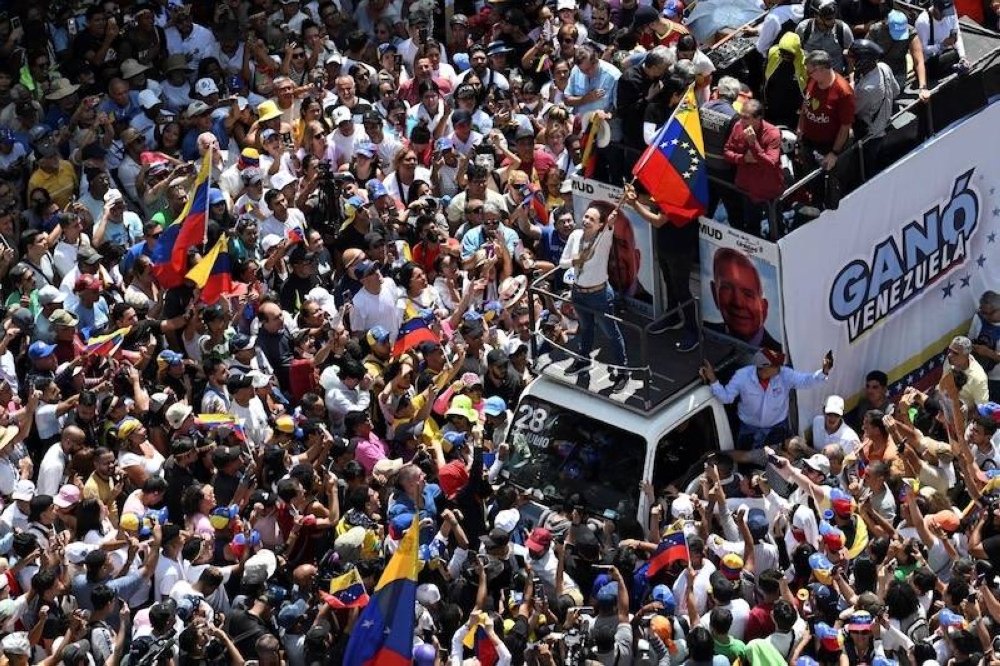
[701,348,833,451]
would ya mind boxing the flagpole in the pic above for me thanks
[203,145,212,247]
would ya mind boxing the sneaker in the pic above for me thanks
[675,333,700,353]
[565,359,591,375]
[648,313,684,335]
[609,369,630,391]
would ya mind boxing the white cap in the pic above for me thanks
[138,89,160,109]
[325,52,345,66]
[557,0,577,9]
[246,370,271,389]
[671,494,694,519]
[261,234,283,253]
[165,402,193,429]
[330,105,352,125]
[103,189,124,204]
[416,583,441,606]
[823,395,845,416]
[11,479,35,502]
[270,170,297,192]
[802,453,831,476]
[494,508,520,534]
[37,285,65,306]
[195,77,219,96]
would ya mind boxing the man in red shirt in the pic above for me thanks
[724,99,785,232]
[796,50,855,172]
[632,4,691,50]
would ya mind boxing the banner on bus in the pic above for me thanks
[778,102,1000,427]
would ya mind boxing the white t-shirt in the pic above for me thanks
[350,280,402,339]
[36,442,66,496]
[118,449,165,479]
[559,228,614,289]
[35,403,62,440]
[154,553,187,600]
[810,415,861,455]
[700,598,752,641]
[672,560,717,621]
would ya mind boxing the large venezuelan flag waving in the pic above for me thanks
[632,85,709,225]
[152,150,213,288]
[343,515,419,666]
[186,234,232,304]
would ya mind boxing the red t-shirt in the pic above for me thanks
[800,74,855,149]
[638,21,690,49]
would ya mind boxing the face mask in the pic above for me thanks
[523,101,539,112]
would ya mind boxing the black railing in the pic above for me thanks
[592,19,1000,241]
[525,266,705,411]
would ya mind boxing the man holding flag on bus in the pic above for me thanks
[627,82,710,351]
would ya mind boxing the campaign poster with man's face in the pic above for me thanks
[699,218,784,352]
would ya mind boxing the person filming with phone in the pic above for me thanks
[701,347,833,450]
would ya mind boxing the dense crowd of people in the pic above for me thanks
[0,0,996,665]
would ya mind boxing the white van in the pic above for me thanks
[504,335,738,523]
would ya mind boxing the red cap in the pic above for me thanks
[437,460,469,500]
[526,527,553,555]
[74,274,101,292]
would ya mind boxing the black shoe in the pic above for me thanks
[648,313,684,335]
[675,333,700,353]
[609,369,630,391]
[565,359,591,375]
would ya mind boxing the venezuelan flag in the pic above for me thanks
[197,413,246,441]
[322,568,370,609]
[84,327,131,356]
[645,529,689,579]
[462,617,499,665]
[632,85,709,224]
[186,234,232,305]
[286,227,305,244]
[152,150,213,288]
[393,301,438,357]
[519,183,549,224]
[579,114,601,179]
[344,515,418,666]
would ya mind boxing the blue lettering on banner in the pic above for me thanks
[828,169,979,342]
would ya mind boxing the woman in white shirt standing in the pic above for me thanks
[558,204,628,386]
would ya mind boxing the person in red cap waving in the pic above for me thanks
[702,348,832,450]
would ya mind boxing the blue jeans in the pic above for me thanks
[737,419,791,451]
[572,284,627,366]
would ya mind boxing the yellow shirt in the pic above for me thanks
[28,160,79,208]
[84,474,120,527]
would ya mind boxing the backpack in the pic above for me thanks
[800,19,850,52]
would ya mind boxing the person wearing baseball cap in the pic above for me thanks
[702,348,832,451]
[811,394,861,454]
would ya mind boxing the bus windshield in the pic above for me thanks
[505,395,644,517]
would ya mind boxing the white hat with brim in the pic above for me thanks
[45,78,80,101]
